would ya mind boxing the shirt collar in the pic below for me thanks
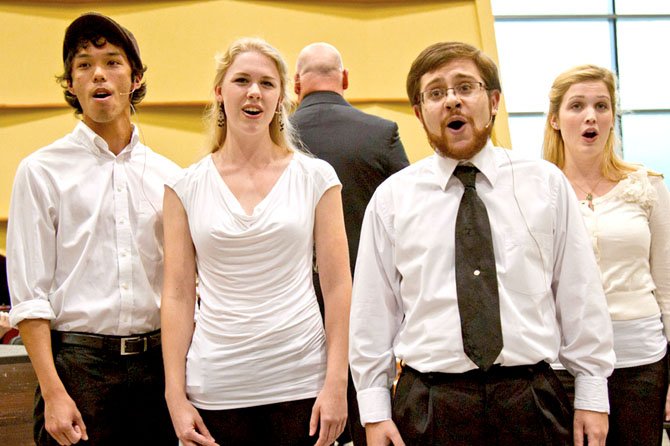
[73,121,141,157]
[434,139,498,190]
[297,91,349,109]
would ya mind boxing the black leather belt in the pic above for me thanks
[54,330,161,355]
[401,360,549,383]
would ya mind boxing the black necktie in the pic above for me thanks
[453,165,502,370]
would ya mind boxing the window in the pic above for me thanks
[491,0,670,186]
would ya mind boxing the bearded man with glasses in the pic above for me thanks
[349,41,615,446]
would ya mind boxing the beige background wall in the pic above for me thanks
[0,0,508,254]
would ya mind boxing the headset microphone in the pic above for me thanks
[484,114,493,130]
[484,109,498,130]
[119,88,136,96]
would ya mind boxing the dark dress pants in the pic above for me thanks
[392,362,573,446]
[556,354,668,446]
[34,341,176,446]
[199,397,318,446]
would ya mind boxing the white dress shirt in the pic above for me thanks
[168,152,340,409]
[350,141,615,425]
[8,121,180,335]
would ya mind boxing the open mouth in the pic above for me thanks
[582,130,598,139]
[243,107,262,116]
[447,119,466,130]
[93,89,112,99]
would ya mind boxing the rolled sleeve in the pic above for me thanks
[7,159,58,326]
[9,299,55,327]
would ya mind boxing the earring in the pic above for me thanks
[217,103,225,128]
[275,109,284,132]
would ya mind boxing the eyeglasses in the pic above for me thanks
[420,82,487,103]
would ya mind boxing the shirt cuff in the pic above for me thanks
[574,375,609,413]
[9,299,55,328]
[357,387,392,426]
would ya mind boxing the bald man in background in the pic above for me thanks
[291,42,409,446]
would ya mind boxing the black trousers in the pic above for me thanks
[392,362,573,446]
[35,340,176,446]
[199,397,318,446]
[556,354,668,446]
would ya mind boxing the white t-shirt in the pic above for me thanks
[168,151,340,410]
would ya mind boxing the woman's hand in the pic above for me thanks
[310,379,347,446]
[166,394,219,446]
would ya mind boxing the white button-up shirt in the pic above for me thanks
[350,141,615,425]
[8,121,180,335]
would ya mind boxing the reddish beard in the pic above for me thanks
[425,114,492,160]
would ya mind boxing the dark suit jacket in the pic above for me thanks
[291,91,409,273]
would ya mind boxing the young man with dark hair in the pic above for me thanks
[7,13,179,445]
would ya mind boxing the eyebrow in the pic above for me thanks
[231,71,278,81]
[567,94,611,101]
[423,73,478,89]
[74,51,124,59]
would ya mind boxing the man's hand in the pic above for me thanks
[574,409,608,446]
[43,389,88,445]
[365,420,406,446]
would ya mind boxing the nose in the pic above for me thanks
[247,82,261,98]
[444,89,461,109]
[93,64,106,82]
[585,106,596,123]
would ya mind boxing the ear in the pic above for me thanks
[489,90,500,113]
[294,73,301,96]
[550,115,560,130]
[413,104,424,122]
[132,75,142,91]
[342,69,349,91]
[214,85,223,102]
[67,80,75,96]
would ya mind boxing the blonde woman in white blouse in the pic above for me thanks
[544,64,670,446]
[161,38,350,446]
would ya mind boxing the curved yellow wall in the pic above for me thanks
[0,0,508,252]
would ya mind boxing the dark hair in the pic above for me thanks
[406,41,501,106]
[58,13,147,114]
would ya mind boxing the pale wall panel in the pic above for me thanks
[0,0,506,250]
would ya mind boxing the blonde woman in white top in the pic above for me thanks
[161,38,351,446]
[544,64,670,446]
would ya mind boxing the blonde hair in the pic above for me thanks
[205,37,298,153]
[542,64,647,180]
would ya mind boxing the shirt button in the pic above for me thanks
[121,283,128,290]
[119,218,125,225]
[473,270,481,276]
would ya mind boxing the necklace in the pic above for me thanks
[571,177,605,211]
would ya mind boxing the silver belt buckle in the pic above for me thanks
[120,336,146,355]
